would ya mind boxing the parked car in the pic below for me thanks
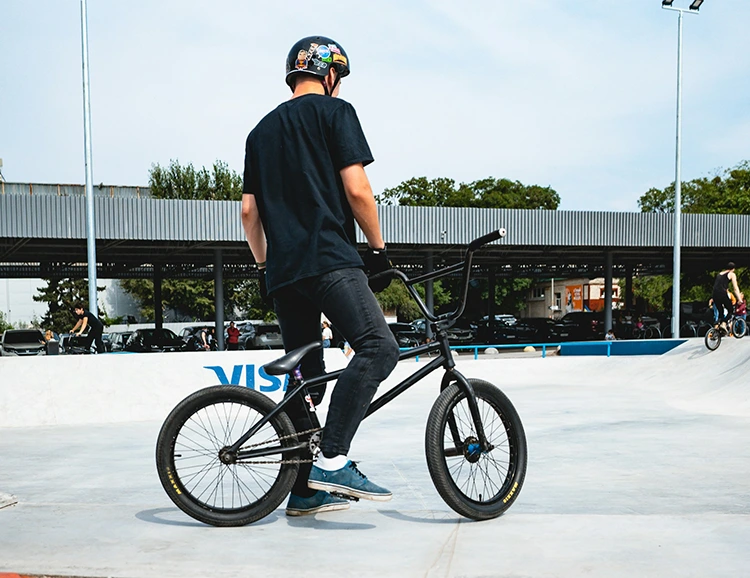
[512,318,569,343]
[560,311,606,341]
[124,328,186,353]
[410,318,475,345]
[388,322,423,348]
[101,333,113,352]
[246,323,283,350]
[0,329,46,357]
[109,331,134,352]
[473,315,518,344]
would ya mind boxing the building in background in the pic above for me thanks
[524,278,621,319]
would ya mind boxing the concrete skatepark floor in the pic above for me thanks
[1,338,749,577]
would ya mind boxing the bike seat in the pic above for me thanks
[262,341,323,376]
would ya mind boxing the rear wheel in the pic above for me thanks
[705,327,721,351]
[155,386,299,526]
[425,379,527,520]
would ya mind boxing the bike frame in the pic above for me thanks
[227,229,506,462]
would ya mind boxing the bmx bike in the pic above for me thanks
[704,313,746,351]
[155,230,527,526]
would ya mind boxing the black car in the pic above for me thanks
[237,323,257,350]
[109,331,134,352]
[388,323,423,348]
[512,318,570,343]
[560,311,606,341]
[124,328,186,352]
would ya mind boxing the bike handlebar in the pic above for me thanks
[369,229,506,326]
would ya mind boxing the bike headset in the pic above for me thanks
[285,36,350,96]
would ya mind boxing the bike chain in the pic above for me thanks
[236,426,323,465]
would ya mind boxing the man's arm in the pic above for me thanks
[71,319,82,333]
[77,317,89,335]
[241,194,267,265]
[729,271,743,301]
[340,163,385,249]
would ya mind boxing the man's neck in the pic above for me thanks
[292,79,326,99]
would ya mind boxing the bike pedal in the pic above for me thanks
[330,491,359,502]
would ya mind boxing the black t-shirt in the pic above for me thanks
[243,94,374,293]
[78,310,103,332]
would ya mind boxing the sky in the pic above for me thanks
[1,0,749,213]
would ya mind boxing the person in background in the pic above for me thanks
[199,327,210,351]
[226,321,240,351]
[321,321,333,348]
[605,329,616,341]
[712,262,743,332]
[71,304,105,354]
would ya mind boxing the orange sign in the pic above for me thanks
[566,285,583,312]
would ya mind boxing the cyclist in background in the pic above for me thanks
[712,262,743,332]
[241,36,400,517]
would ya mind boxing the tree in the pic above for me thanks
[378,176,560,210]
[33,278,105,334]
[0,310,11,332]
[149,159,243,201]
[638,160,750,214]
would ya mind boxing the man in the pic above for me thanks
[71,304,105,354]
[241,35,400,517]
[712,262,743,331]
[226,321,240,351]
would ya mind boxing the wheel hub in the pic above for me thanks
[219,447,237,465]
[463,436,482,463]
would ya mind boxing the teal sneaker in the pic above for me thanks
[308,461,392,502]
[285,490,350,517]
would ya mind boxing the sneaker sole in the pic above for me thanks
[307,480,393,502]
[285,501,350,517]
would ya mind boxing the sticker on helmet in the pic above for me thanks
[312,58,329,70]
[328,44,341,55]
[295,50,308,70]
[316,45,332,62]
[332,53,348,66]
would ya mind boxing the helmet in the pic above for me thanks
[285,36,350,90]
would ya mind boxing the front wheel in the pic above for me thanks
[705,327,721,351]
[155,386,299,526]
[732,317,746,339]
[425,379,527,520]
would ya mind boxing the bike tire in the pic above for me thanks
[424,379,527,520]
[704,327,721,351]
[732,318,746,339]
[155,385,299,527]
[644,325,661,340]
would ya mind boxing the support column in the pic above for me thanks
[153,262,163,330]
[425,252,434,340]
[604,251,613,332]
[214,249,224,351]
[625,264,633,311]
[214,249,225,351]
[488,267,496,335]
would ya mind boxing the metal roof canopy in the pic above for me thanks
[1,193,748,280]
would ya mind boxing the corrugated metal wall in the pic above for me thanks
[1,194,749,248]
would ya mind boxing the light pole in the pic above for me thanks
[80,0,98,315]
[661,0,703,338]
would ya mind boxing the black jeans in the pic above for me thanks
[81,327,105,353]
[274,267,400,497]
[713,291,734,324]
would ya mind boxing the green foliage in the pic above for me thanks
[149,159,243,201]
[33,278,105,333]
[638,160,750,214]
[375,280,451,322]
[0,310,12,332]
[378,176,560,210]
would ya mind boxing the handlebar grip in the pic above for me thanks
[467,229,506,252]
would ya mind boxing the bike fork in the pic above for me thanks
[441,370,490,452]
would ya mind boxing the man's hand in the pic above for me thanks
[259,269,271,304]
[363,246,393,292]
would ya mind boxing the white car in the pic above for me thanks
[0,329,47,357]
